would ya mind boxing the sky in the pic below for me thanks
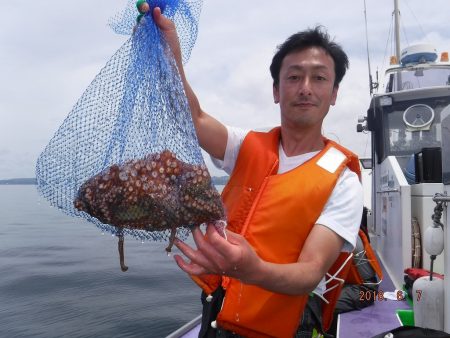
[1,0,449,179]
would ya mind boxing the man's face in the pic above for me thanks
[273,47,338,131]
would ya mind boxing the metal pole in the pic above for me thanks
[442,190,450,332]
[394,0,401,61]
[440,106,450,332]
[394,0,402,90]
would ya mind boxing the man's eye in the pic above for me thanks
[316,75,327,81]
[288,75,299,80]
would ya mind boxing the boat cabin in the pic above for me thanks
[384,44,450,93]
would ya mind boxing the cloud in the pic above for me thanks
[0,0,449,179]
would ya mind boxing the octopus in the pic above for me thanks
[74,150,225,270]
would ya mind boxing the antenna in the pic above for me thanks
[364,0,378,95]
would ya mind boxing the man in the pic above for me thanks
[142,6,363,337]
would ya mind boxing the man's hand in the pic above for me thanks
[174,224,262,282]
[174,223,346,296]
[135,2,183,68]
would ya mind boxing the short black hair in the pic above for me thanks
[269,26,349,88]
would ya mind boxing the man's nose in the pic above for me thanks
[298,77,312,96]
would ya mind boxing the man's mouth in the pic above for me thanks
[293,101,316,107]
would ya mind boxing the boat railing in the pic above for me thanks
[165,314,202,338]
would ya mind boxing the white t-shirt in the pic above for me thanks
[212,126,363,294]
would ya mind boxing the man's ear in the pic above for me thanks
[330,85,338,106]
[273,84,280,104]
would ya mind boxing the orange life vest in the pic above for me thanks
[346,229,383,285]
[192,127,361,337]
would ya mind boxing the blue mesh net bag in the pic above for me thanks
[35,0,225,265]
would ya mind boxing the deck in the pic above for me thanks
[337,257,411,338]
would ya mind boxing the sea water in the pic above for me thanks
[0,185,226,337]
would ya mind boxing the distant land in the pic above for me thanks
[0,176,229,186]
[212,176,229,185]
[0,178,37,185]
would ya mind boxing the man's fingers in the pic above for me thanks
[174,227,249,277]
[135,4,172,30]
[152,7,174,31]
[207,225,243,250]
[174,254,208,275]
[205,224,230,247]
[174,237,210,267]
[222,229,244,245]
[152,6,162,21]
[190,227,228,270]
[205,225,244,272]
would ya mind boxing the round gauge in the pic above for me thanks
[403,104,434,129]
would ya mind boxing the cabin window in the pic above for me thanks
[380,99,448,171]
[385,67,450,92]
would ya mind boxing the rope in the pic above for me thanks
[432,201,444,229]
[403,0,428,44]
[411,217,421,268]
[313,253,354,304]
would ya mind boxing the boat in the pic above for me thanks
[354,0,450,335]
[168,0,450,336]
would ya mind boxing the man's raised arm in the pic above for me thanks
[146,7,228,160]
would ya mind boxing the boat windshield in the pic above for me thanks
[384,66,450,92]
[380,95,450,174]
[387,113,441,156]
